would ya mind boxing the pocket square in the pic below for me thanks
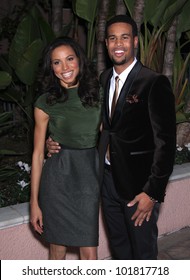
[126,94,140,104]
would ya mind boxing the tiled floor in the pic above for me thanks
[158,227,190,260]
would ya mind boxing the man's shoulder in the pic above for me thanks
[140,64,164,80]
[99,68,113,86]
[141,64,164,78]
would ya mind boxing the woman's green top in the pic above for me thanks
[35,87,101,149]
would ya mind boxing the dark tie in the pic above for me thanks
[110,76,119,119]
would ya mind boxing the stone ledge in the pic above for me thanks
[0,202,29,229]
[0,163,189,230]
[170,162,190,181]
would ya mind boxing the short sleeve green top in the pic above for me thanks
[35,87,101,149]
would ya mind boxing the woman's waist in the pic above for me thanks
[51,136,97,149]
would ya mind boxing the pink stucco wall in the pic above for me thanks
[0,177,190,260]
[158,177,190,234]
[0,209,110,260]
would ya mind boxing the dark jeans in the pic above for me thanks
[101,167,160,260]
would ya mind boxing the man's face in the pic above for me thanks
[105,22,138,73]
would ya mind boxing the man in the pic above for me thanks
[46,15,176,260]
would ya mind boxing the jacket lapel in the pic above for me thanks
[111,61,143,125]
[101,68,113,127]
[105,77,111,125]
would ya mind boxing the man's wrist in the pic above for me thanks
[148,196,158,203]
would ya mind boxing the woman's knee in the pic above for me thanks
[80,247,97,260]
[49,244,67,260]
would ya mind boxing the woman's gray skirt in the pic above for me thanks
[39,147,100,247]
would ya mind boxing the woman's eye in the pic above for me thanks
[68,56,74,61]
[53,61,60,65]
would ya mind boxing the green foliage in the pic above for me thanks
[123,0,136,16]
[11,39,44,85]
[0,4,55,161]
[0,162,31,208]
[8,6,54,85]
[136,0,190,124]
[72,0,99,59]
[175,145,190,164]
[0,4,23,43]
[173,41,190,124]
[0,71,12,89]
[72,0,98,23]
[0,111,14,135]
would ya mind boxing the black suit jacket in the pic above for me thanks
[99,61,176,202]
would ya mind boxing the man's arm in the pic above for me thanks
[127,75,176,226]
[142,75,176,201]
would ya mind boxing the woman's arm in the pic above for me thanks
[30,107,49,234]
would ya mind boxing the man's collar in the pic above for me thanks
[113,58,137,84]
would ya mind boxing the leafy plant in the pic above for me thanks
[72,0,99,60]
[0,161,31,208]
[174,42,190,124]
[0,111,14,136]
[175,144,190,164]
[131,0,190,125]
[0,5,55,156]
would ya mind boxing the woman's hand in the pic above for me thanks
[30,203,44,234]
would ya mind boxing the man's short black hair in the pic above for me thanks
[105,14,138,38]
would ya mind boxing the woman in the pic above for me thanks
[30,37,102,260]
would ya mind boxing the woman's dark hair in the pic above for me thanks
[37,36,100,107]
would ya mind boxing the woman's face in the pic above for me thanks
[51,45,80,88]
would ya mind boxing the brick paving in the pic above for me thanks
[158,227,190,260]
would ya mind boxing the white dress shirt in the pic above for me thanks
[106,58,137,164]
[109,58,137,116]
